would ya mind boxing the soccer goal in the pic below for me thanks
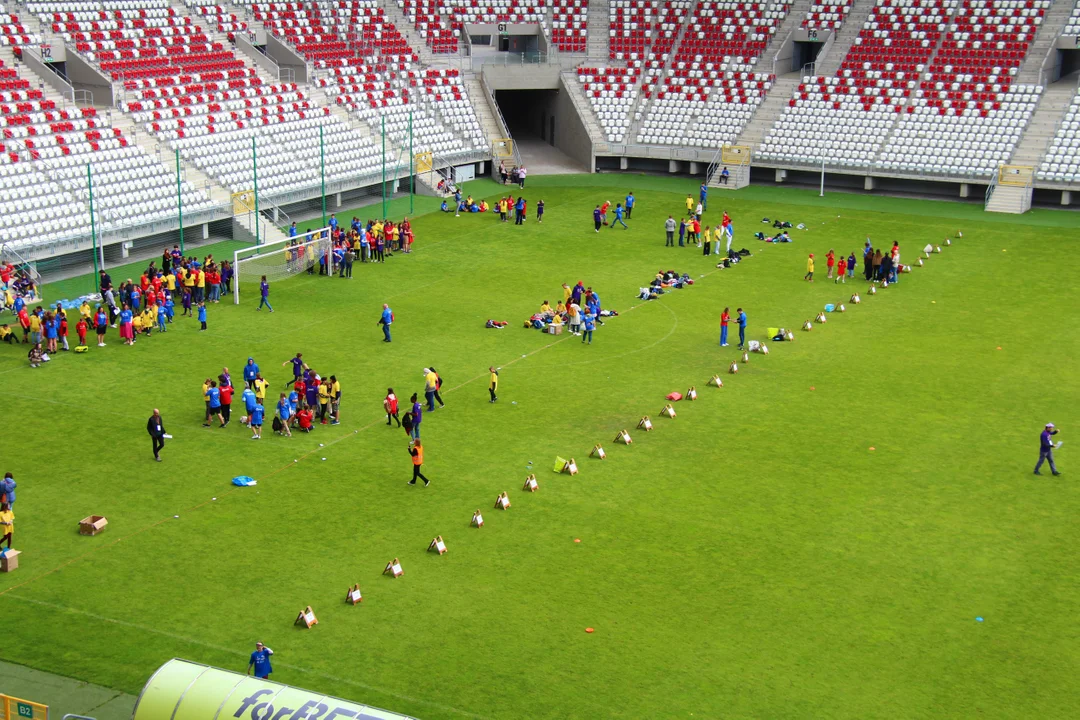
[233,227,333,304]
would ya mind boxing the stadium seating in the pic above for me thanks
[802,0,853,30]
[550,0,589,52]
[184,1,247,41]
[1038,91,1080,183]
[759,0,950,167]
[577,66,639,142]
[400,0,459,53]
[0,3,40,47]
[880,84,1040,175]
[1066,0,1080,34]
[637,0,785,146]
[0,56,213,249]
[227,2,486,162]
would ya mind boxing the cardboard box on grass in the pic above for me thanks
[1,549,20,572]
[79,515,108,535]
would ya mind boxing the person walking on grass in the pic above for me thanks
[247,642,274,679]
[1035,423,1061,476]
[283,352,306,389]
[737,308,747,349]
[625,192,635,219]
[430,366,446,409]
[488,366,499,403]
[826,250,836,279]
[408,440,430,486]
[835,255,847,284]
[249,399,265,439]
[805,253,815,282]
[0,473,15,507]
[276,393,293,437]
[219,382,233,427]
[378,304,393,342]
[593,205,602,232]
[720,307,730,347]
[204,381,226,428]
[257,276,273,312]
[847,251,857,279]
[384,388,401,426]
[665,215,676,246]
[147,408,166,462]
[410,393,422,440]
[197,301,207,331]
[0,502,12,551]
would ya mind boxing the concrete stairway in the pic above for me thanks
[813,0,879,76]
[735,73,802,148]
[985,184,1031,213]
[585,0,611,63]
[464,77,504,142]
[1017,0,1074,85]
[1009,80,1078,167]
[381,1,440,65]
[625,6,694,140]
[763,0,813,73]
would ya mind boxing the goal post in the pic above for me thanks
[233,227,332,304]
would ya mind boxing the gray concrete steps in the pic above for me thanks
[813,0,879,76]
[627,4,694,139]
[985,184,1031,213]
[763,0,813,73]
[1017,0,1074,85]
[736,73,803,148]
[585,0,611,62]
[381,1,440,65]
[464,77,503,142]
[1010,80,1078,166]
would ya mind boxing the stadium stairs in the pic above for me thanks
[811,0,880,77]
[730,0,817,150]
[1010,81,1078,167]
[1016,0,1076,85]
[623,4,694,143]
[381,1,441,65]
[585,0,611,63]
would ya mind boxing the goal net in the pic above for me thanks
[233,227,333,304]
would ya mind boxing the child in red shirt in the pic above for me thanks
[826,250,836,279]
[297,408,314,432]
[76,318,88,347]
[293,378,307,408]
[384,388,400,427]
[58,316,70,351]
[835,257,847,284]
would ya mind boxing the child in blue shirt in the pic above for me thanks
[157,303,167,332]
[249,402,265,439]
[164,295,174,322]
[582,311,596,344]
[197,302,207,331]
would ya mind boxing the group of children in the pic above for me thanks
[805,241,902,284]
[441,190,544,225]
[205,355,342,439]
[0,262,39,314]
[525,281,608,344]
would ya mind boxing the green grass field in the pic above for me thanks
[1,175,1078,720]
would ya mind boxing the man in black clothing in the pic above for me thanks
[147,408,166,462]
